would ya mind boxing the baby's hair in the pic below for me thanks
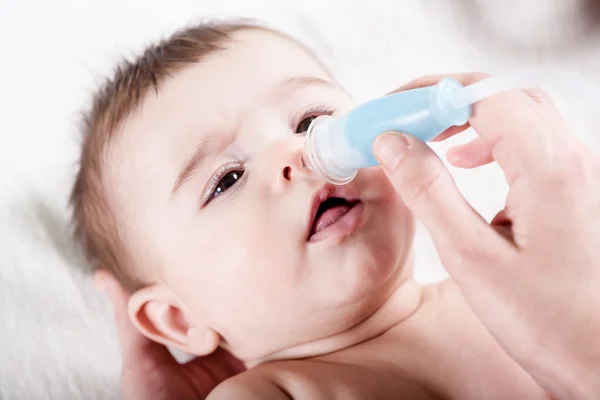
[70,20,271,291]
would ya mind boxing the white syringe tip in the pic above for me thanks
[304,115,358,185]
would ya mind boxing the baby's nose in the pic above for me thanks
[280,150,309,181]
[271,137,315,189]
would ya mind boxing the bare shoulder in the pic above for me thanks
[207,359,353,400]
[207,360,331,400]
[210,358,426,400]
[206,366,292,400]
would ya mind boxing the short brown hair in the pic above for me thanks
[71,20,266,291]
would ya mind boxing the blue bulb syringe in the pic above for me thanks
[303,67,598,185]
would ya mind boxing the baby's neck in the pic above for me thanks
[248,277,424,367]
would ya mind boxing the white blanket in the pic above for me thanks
[1,0,599,398]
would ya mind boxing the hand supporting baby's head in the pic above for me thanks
[72,20,416,363]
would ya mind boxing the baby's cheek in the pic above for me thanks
[360,167,402,203]
[236,234,303,287]
[361,166,414,235]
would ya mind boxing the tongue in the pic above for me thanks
[312,205,352,236]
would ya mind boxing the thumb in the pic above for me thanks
[373,133,508,270]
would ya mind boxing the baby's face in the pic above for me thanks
[109,29,414,359]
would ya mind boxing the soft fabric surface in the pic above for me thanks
[1,0,599,398]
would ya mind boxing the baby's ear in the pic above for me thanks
[128,285,219,356]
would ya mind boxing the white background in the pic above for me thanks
[1,0,599,398]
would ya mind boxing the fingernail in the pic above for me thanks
[374,133,409,171]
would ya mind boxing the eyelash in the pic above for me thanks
[293,104,335,133]
[202,161,245,206]
[202,104,335,206]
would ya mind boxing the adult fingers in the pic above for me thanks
[430,124,471,142]
[373,132,514,272]
[390,72,563,184]
[447,137,495,168]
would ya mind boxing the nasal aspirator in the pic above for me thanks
[303,67,599,185]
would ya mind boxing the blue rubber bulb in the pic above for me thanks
[304,77,472,185]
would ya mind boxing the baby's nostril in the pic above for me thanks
[283,166,292,180]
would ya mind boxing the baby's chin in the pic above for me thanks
[333,231,412,293]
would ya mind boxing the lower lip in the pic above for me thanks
[308,202,365,243]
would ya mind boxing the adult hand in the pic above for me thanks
[373,73,600,400]
[94,270,246,400]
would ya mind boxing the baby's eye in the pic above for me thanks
[212,170,244,199]
[295,115,319,134]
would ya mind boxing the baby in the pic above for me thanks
[72,21,550,399]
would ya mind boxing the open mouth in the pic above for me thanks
[307,186,362,241]
[310,197,359,237]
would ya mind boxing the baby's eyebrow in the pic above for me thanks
[171,135,217,197]
[270,76,335,98]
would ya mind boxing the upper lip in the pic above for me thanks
[306,184,360,240]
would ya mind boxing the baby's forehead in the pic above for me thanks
[124,30,328,124]
[118,30,331,146]
[160,30,330,103]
